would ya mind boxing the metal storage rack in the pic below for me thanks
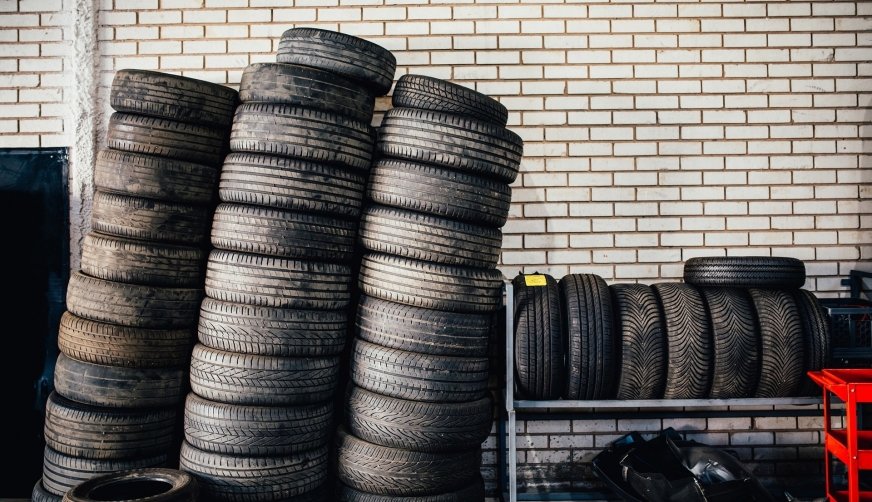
[497,280,823,502]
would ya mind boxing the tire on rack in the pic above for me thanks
[53,353,187,409]
[189,344,339,406]
[367,159,511,227]
[359,205,501,269]
[513,273,564,400]
[355,295,491,357]
[66,271,202,329]
[699,287,759,399]
[94,149,218,205]
[184,393,332,456]
[358,253,503,314]
[81,233,205,287]
[219,152,367,218]
[652,283,713,400]
[351,339,489,403]
[58,311,193,368]
[42,446,168,497]
[32,477,61,502]
[610,284,666,400]
[345,385,492,452]
[560,274,615,400]
[106,113,227,167]
[230,103,374,171]
[276,27,396,96]
[62,468,197,502]
[179,441,327,502]
[336,427,480,496]
[198,297,347,357]
[91,191,210,246]
[338,478,485,502]
[44,391,178,460]
[683,256,806,289]
[378,108,523,183]
[110,69,238,127]
[239,63,375,123]
[749,288,805,398]
[211,203,356,262]
[392,74,508,127]
[793,289,831,396]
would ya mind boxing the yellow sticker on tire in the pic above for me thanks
[524,275,547,286]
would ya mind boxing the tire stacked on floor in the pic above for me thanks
[337,75,521,501]
[33,71,237,501]
[177,28,395,502]
[513,256,830,401]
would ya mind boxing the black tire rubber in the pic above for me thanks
[110,69,238,127]
[183,393,333,456]
[359,253,503,314]
[367,159,511,227]
[66,271,202,329]
[336,427,480,496]
[189,344,339,406]
[794,289,831,396]
[359,205,501,269]
[339,480,485,502]
[198,297,347,357]
[276,27,396,96]
[32,478,61,502]
[355,295,491,357]
[561,274,615,400]
[106,112,227,167]
[653,283,713,400]
[230,103,374,171]
[57,311,193,368]
[179,441,327,502]
[700,287,759,399]
[218,152,367,218]
[749,288,805,398]
[44,391,178,460]
[81,232,205,287]
[91,191,210,246]
[345,385,492,453]
[204,250,352,310]
[42,446,168,497]
[239,62,375,123]
[392,74,508,127]
[211,203,356,262]
[378,107,523,183]
[62,468,197,502]
[351,339,489,403]
[683,256,806,289]
[513,273,564,400]
[610,284,666,400]
[94,149,218,205]
[53,353,187,408]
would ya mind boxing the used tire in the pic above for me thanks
[392,74,508,127]
[91,191,210,245]
[276,27,396,96]
[749,288,805,398]
[683,256,806,289]
[794,289,831,396]
[700,287,759,399]
[107,112,227,167]
[94,149,218,205]
[81,233,205,287]
[513,273,564,400]
[561,274,615,400]
[611,284,666,400]
[42,446,168,497]
[32,477,61,502]
[62,468,197,502]
[339,480,485,502]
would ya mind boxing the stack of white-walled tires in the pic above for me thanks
[32,71,238,502]
[513,257,830,402]
[337,75,523,501]
[177,28,395,502]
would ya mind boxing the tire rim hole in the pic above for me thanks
[90,479,173,500]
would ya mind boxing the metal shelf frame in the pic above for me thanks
[497,280,823,502]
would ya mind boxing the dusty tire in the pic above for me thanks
[276,27,396,96]
[107,112,227,167]
[561,274,615,400]
[62,468,197,502]
[683,256,806,289]
[355,295,491,357]
[94,149,218,205]
[91,191,210,246]
[367,159,511,227]
[198,298,347,357]
[513,274,564,400]
[42,446,168,497]
[700,287,759,399]
[749,289,805,398]
[392,74,508,127]
[239,62,374,123]
[189,344,339,406]
[81,233,205,287]
[110,69,237,127]
[611,284,666,400]
[794,289,831,396]
[338,480,485,502]
[32,478,61,502]
[184,393,332,456]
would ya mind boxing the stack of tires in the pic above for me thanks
[513,256,830,401]
[177,28,395,502]
[33,71,237,501]
[337,75,523,500]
